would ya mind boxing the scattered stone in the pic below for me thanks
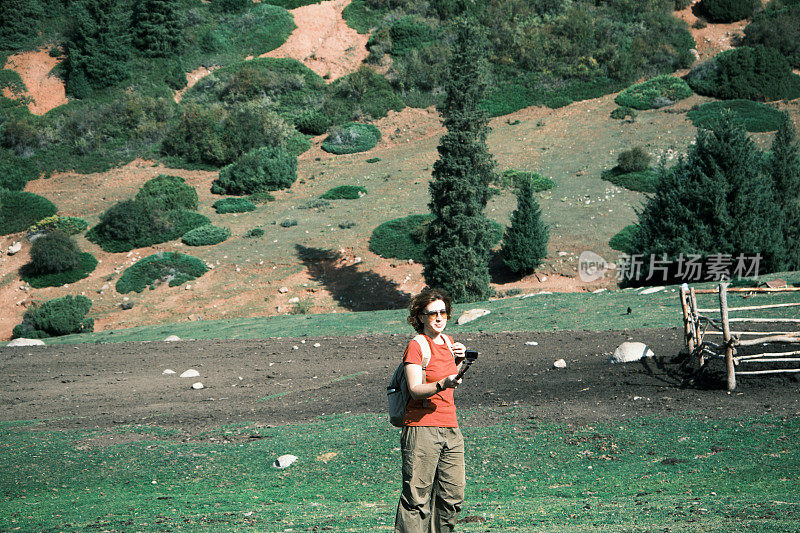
[273,454,298,469]
[180,369,200,378]
[313,343,321,348]
[192,382,204,390]
[162,369,176,375]
[7,338,46,347]
[279,287,289,294]
[164,335,181,342]
[639,286,665,295]
[553,359,567,369]
[7,242,22,255]
[353,257,362,264]
[525,341,539,346]
[288,297,300,304]
[120,301,134,310]
[592,288,607,294]
[609,342,655,364]
[185,284,191,290]
[457,309,490,325]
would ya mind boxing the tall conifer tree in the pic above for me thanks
[767,114,800,270]
[422,18,495,302]
[133,0,184,58]
[501,175,549,275]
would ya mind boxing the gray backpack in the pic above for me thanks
[387,334,453,427]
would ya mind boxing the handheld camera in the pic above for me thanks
[455,349,479,380]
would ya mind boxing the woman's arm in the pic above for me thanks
[405,363,461,400]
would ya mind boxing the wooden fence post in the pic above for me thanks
[680,284,696,357]
[719,282,736,391]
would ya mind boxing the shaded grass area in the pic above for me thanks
[0,414,797,531]
[687,100,787,133]
[45,273,800,345]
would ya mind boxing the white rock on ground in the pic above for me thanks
[553,359,567,369]
[164,335,181,342]
[456,309,490,325]
[609,342,655,364]
[639,286,665,295]
[273,454,298,469]
[192,382,204,390]
[7,338,46,347]
[162,369,176,375]
[7,242,22,255]
[180,369,200,378]
[525,341,539,346]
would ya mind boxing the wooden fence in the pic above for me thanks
[679,282,800,390]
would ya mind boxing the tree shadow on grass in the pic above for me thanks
[488,250,528,284]
[296,245,412,311]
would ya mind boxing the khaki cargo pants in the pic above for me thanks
[395,426,465,533]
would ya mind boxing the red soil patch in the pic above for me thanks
[2,49,68,115]
[263,0,369,81]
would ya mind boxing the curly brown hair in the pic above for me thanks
[407,288,452,334]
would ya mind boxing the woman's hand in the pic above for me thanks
[452,342,466,359]
[441,374,462,390]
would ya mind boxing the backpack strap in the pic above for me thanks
[412,334,432,369]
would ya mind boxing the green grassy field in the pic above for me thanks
[1,413,798,531]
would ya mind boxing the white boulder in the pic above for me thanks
[164,335,181,342]
[192,382,204,390]
[162,369,176,375]
[7,242,22,255]
[180,369,200,378]
[639,286,665,295]
[553,359,567,369]
[610,342,655,364]
[273,454,298,469]
[456,309,490,325]
[6,338,46,347]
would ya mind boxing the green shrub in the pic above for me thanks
[135,174,198,212]
[213,197,256,213]
[609,224,641,254]
[212,0,252,14]
[696,0,758,22]
[182,224,231,246]
[370,214,502,263]
[116,252,208,293]
[320,185,367,199]
[21,252,98,289]
[285,132,312,156]
[0,157,39,190]
[248,191,275,203]
[615,75,693,110]
[87,199,210,253]
[742,3,800,68]
[686,45,800,101]
[687,100,787,132]
[12,295,93,339]
[279,219,298,227]
[610,107,637,120]
[366,157,381,163]
[342,0,383,34]
[27,215,88,237]
[321,123,381,154]
[496,170,555,192]
[244,227,264,238]
[323,67,404,123]
[295,110,331,136]
[601,167,660,193]
[211,146,297,195]
[27,231,81,274]
[617,147,652,173]
[0,190,57,236]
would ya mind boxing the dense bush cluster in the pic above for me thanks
[116,252,208,293]
[12,295,94,339]
[211,146,297,195]
[28,231,81,274]
[0,155,39,190]
[213,197,256,213]
[615,76,693,110]
[87,176,208,252]
[742,2,800,68]
[609,224,640,254]
[686,46,800,102]
[617,147,652,173]
[695,0,759,22]
[496,170,555,192]
[323,67,404,124]
[687,100,787,133]
[0,190,57,236]
[601,147,658,193]
[21,251,98,289]
[320,185,367,199]
[182,224,231,246]
[321,123,381,154]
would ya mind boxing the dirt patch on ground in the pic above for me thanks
[676,1,753,63]
[2,329,798,435]
[2,49,68,115]
[263,0,369,81]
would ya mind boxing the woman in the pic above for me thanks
[395,288,467,533]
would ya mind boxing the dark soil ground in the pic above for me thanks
[3,329,799,438]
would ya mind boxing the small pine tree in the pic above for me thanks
[501,176,549,275]
[422,18,496,302]
[132,0,184,57]
[767,114,800,270]
[65,0,132,96]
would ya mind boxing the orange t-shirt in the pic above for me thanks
[402,334,459,427]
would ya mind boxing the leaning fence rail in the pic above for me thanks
[679,282,800,390]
